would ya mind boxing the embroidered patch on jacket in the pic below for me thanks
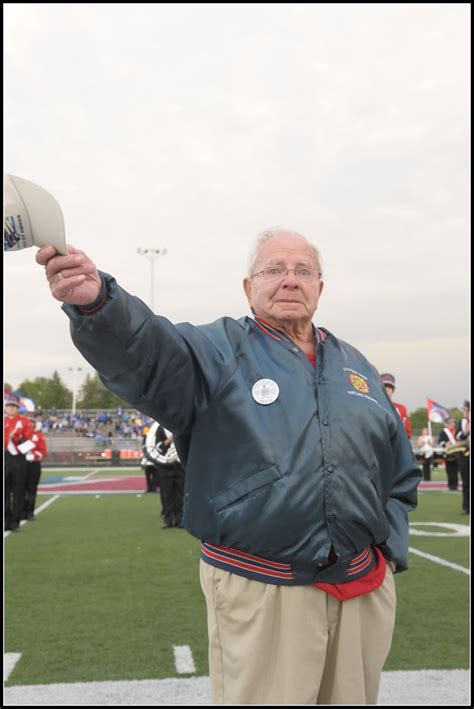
[348,372,370,394]
[343,367,388,413]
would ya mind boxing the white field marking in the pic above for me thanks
[84,469,101,478]
[44,468,101,477]
[173,645,196,674]
[4,495,60,539]
[42,467,140,474]
[41,478,126,487]
[39,467,142,496]
[64,467,101,480]
[4,653,21,682]
[41,468,96,473]
[37,490,144,496]
[410,522,470,537]
[32,495,61,515]
[409,547,470,575]
[40,468,100,487]
[3,670,470,705]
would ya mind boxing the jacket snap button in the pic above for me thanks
[322,419,329,426]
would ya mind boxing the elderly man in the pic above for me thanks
[37,229,420,705]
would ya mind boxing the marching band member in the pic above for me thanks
[381,373,413,439]
[143,421,185,528]
[4,395,35,532]
[23,415,48,521]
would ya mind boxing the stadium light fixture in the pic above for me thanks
[68,366,83,415]
[137,248,167,312]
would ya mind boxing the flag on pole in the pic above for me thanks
[427,399,450,423]
[19,396,36,413]
[9,390,36,413]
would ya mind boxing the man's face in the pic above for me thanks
[5,404,19,417]
[384,385,395,400]
[243,234,324,326]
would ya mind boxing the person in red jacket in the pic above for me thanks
[23,415,48,520]
[381,373,413,440]
[4,395,35,532]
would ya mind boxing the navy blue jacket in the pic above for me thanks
[63,273,420,584]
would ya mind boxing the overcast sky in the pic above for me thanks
[4,3,470,413]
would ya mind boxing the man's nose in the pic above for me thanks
[280,269,300,287]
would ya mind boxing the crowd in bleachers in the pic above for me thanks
[36,410,154,440]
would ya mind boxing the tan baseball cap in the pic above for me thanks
[4,174,67,255]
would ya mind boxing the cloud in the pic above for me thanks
[4,4,469,411]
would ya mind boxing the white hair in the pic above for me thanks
[247,228,323,277]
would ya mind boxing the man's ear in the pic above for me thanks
[243,277,252,303]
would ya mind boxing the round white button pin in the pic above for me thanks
[252,379,280,405]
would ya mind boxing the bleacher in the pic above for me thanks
[43,436,144,466]
[37,409,149,467]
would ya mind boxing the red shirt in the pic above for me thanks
[4,414,34,454]
[393,401,412,438]
[28,431,48,462]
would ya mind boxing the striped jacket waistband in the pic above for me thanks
[200,542,377,586]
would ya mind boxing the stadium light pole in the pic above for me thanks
[68,366,83,415]
[137,248,167,312]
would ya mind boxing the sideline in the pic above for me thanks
[4,653,21,682]
[3,670,470,705]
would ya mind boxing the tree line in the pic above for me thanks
[6,373,465,428]
[6,371,129,411]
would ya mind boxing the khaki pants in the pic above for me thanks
[200,561,396,705]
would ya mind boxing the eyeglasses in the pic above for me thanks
[250,265,322,283]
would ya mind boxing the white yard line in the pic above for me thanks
[4,653,21,682]
[84,469,101,477]
[32,495,61,516]
[6,470,103,538]
[173,646,196,675]
[409,547,470,575]
[38,490,145,496]
[3,670,470,705]
[4,495,60,539]
[42,467,139,473]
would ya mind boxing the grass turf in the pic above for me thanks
[5,480,469,685]
[6,494,207,685]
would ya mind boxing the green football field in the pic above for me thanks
[4,467,470,687]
